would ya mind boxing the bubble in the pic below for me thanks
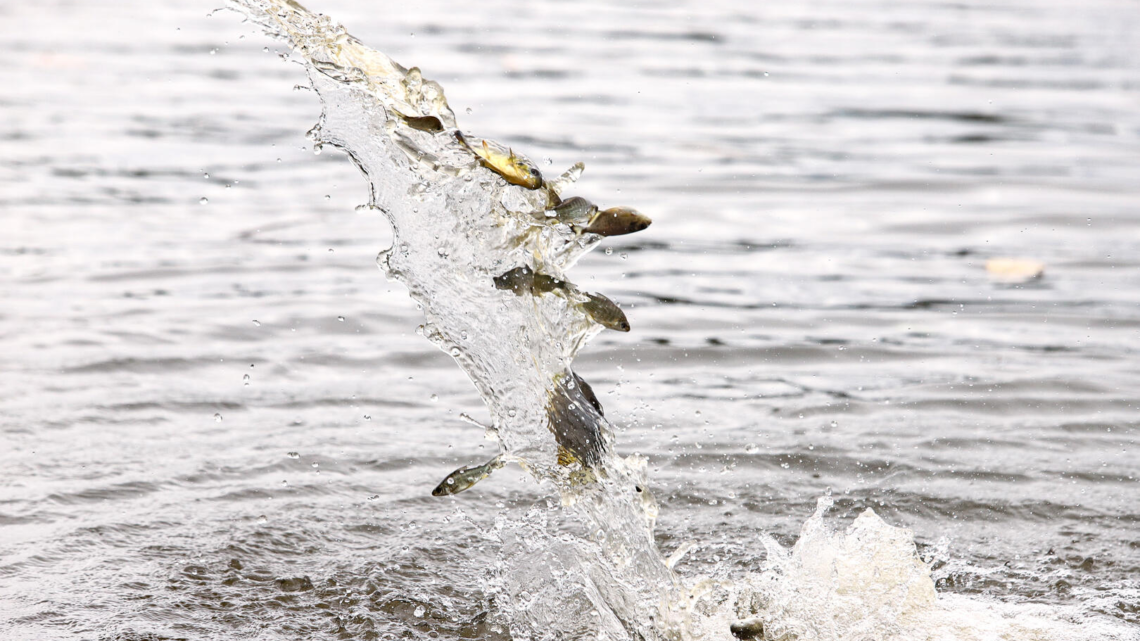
[744,443,759,453]
[605,247,613,255]
[213,413,222,422]
[337,316,345,322]
[287,452,300,459]
[465,107,473,115]
[414,606,425,618]
[450,347,460,357]
[243,374,250,385]
[257,514,268,524]
[252,320,261,326]
[311,462,319,468]
[199,197,209,205]
[430,394,439,402]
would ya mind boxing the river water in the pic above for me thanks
[2,0,1139,639]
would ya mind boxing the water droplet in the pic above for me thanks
[287,452,300,459]
[364,414,371,420]
[203,172,209,179]
[465,107,473,115]
[257,514,268,524]
[620,253,628,260]
[337,316,345,322]
[324,194,331,200]
[213,413,223,422]
[605,247,613,255]
[252,320,261,326]
[199,197,209,205]
[263,47,269,53]
[430,394,439,402]
[745,443,758,453]
[210,48,217,55]
[507,409,517,418]
[414,606,425,618]
[311,462,319,468]
[544,157,553,166]
[243,374,250,385]
[313,143,323,155]
[450,347,460,357]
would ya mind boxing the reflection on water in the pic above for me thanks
[1,0,1139,639]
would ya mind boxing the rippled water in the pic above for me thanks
[2,0,1139,639]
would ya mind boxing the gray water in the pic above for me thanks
[2,0,1140,639]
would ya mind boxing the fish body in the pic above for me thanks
[493,266,567,296]
[493,265,535,295]
[551,196,598,223]
[455,132,543,189]
[402,114,444,132]
[579,292,630,332]
[431,455,505,496]
[584,206,652,237]
[729,619,765,640]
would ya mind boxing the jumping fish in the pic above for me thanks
[729,619,765,640]
[551,196,598,224]
[493,266,567,296]
[584,206,652,237]
[455,132,543,189]
[401,114,445,133]
[431,455,505,496]
[578,292,631,332]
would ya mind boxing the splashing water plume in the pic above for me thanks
[223,2,1139,640]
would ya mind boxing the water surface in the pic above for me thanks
[2,0,1139,638]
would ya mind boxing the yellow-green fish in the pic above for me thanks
[455,132,543,189]
[579,292,630,332]
[431,455,505,496]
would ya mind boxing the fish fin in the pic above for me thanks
[557,446,579,467]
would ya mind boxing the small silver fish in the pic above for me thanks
[551,196,598,223]
[431,455,505,496]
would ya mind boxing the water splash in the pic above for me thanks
[225,1,679,638]
[222,3,1138,640]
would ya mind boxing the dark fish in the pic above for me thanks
[403,114,444,132]
[493,265,534,295]
[579,292,631,332]
[573,372,604,417]
[729,619,765,640]
[547,372,609,473]
[584,206,652,237]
